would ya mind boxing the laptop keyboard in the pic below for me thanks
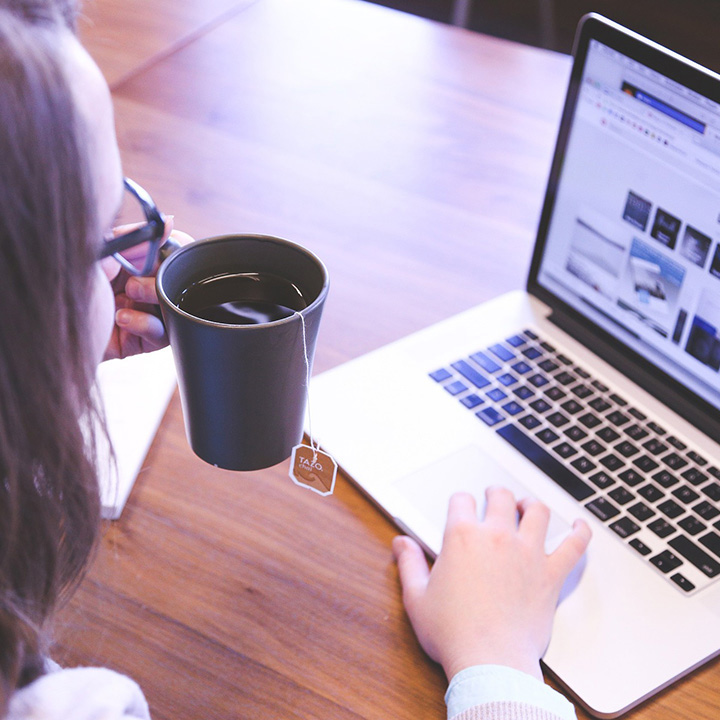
[429,328,720,595]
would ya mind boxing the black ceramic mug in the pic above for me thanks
[156,234,329,471]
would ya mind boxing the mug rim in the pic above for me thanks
[155,233,329,329]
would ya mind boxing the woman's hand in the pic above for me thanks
[102,222,194,361]
[393,489,591,682]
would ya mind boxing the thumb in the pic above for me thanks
[392,536,430,612]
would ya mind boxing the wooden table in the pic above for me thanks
[54,0,720,718]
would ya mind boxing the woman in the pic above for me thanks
[0,1,173,715]
[0,1,591,717]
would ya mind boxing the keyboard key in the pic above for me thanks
[650,549,683,574]
[638,484,664,502]
[628,407,647,421]
[633,455,659,473]
[647,421,667,436]
[585,497,620,521]
[581,439,605,457]
[540,341,555,352]
[668,535,720,577]
[538,359,559,372]
[553,442,577,459]
[555,371,575,385]
[513,385,534,400]
[625,424,650,440]
[708,466,720,480]
[556,354,573,366]
[511,361,532,375]
[653,469,679,488]
[527,373,549,388]
[544,386,566,401]
[670,573,695,592]
[609,487,634,505]
[694,501,720,520]
[429,368,452,382]
[445,380,468,396]
[618,469,644,487]
[611,516,640,538]
[609,393,627,406]
[687,451,707,466]
[649,518,676,538]
[452,360,492,389]
[529,398,552,413]
[628,502,655,521]
[662,453,688,471]
[588,397,611,413]
[547,412,570,428]
[523,329,538,340]
[460,394,484,409]
[703,482,720,501]
[518,414,542,430]
[678,516,706,536]
[606,410,630,426]
[506,334,526,347]
[666,435,686,449]
[535,428,559,444]
[489,343,515,362]
[642,438,667,455]
[591,379,609,392]
[574,367,591,379]
[571,456,597,474]
[672,486,700,505]
[615,441,639,457]
[501,401,524,416]
[579,413,602,429]
[522,347,542,360]
[477,407,504,426]
[699,531,720,559]
[560,399,583,415]
[597,426,620,443]
[470,351,501,374]
[487,388,508,402]
[589,471,615,489]
[600,454,624,472]
[630,537,653,555]
[497,373,518,387]
[495,424,594,501]
[658,499,684,519]
[572,384,594,399]
[682,468,708,486]
[564,426,588,442]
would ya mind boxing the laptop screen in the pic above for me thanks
[534,17,720,416]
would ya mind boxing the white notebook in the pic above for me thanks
[96,347,177,519]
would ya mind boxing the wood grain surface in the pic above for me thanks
[53,1,720,718]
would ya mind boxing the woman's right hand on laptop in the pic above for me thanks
[392,488,591,682]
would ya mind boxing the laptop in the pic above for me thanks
[309,14,720,718]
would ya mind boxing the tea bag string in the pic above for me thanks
[297,311,318,464]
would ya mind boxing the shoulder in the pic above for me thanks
[7,666,150,720]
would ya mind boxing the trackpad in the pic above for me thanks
[392,445,572,555]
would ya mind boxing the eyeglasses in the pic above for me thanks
[98,177,166,277]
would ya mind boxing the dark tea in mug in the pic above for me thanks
[177,271,308,325]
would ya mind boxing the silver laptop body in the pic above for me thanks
[311,15,720,717]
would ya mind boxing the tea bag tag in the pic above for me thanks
[289,445,337,496]
[290,311,337,496]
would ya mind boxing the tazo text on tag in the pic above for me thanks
[289,444,337,496]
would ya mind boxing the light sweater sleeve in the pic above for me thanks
[6,666,151,720]
[446,665,578,720]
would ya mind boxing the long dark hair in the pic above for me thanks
[0,0,103,711]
